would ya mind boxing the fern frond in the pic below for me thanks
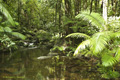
[74,39,91,56]
[76,11,106,30]
[102,54,118,67]
[66,33,90,39]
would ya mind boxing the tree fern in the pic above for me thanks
[76,11,106,31]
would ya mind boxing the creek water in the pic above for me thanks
[0,47,100,80]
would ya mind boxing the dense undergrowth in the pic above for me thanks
[1,0,120,79]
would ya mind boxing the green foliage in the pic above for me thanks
[0,2,26,51]
[36,30,51,41]
[0,26,4,32]
[107,17,120,32]
[2,0,120,79]
[66,33,90,39]
[102,54,117,67]
[0,3,15,26]
[0,26,26,40]
[52,46,64,52]
[11,32,26,40]
[4,27,12,32]
[73,31,117,56]
[67,11,120,69]
[98,66,120,79]
[76,11,106,31]
[74,39,90,55]
[90,31,112,54]
[0,35,16,51]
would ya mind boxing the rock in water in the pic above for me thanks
[47,52,58,56]
[37,56,52,59]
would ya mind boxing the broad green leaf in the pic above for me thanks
[0,3,15,26]
[0,26,4,32]
[11,32,26,40]
[4,27,12,32]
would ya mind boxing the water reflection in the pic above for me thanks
[0,48,100,80]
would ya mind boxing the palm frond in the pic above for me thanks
[74,39,91,56]
[102,54,118,67]
[66,33,90,39]
[115,48,120,60]
[73,31,114,57]
[90,31,112,55]
[75,11,106,30]
[0,3,15,26]
[11,32,26,40]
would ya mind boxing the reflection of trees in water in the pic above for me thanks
[0,48,100,80]
[0,48,49,79]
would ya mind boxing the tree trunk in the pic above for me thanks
[55,0,58,30]
[108,0,110,6]
[64,0,72,35]
[90,0,94,13]
[74,0,80,15]
[101,1,103,14]
[58,0,62,34]
[95,0,98,12]
[115,0,118,15]
[84,0,87,9]
[118,0,120,16]
[111,0,113,6]
[18,0,20,22]
[103,0,107,22]
[79,0,81,11]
